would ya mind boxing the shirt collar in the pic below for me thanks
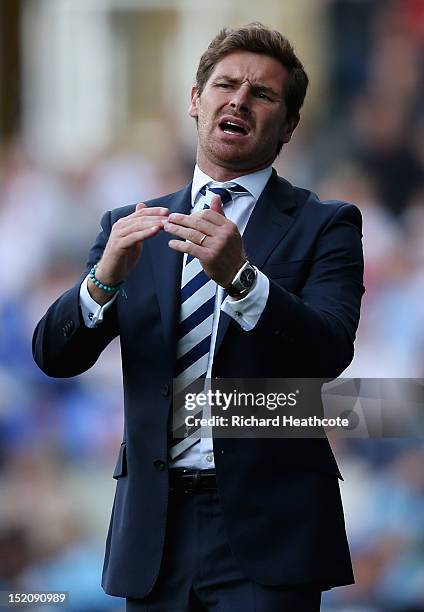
[191,164,273,208]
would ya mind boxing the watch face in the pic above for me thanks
[240,266,256,288]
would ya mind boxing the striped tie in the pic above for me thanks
[169,184,248,460]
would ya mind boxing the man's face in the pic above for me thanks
[189,51,299,176]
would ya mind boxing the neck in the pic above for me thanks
[196,154,273,182]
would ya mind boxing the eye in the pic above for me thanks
[256,91,271,100]
[216,82,232,89]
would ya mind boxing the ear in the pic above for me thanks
[280,114,300,145]
[188,85,200,119]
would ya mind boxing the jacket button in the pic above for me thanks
[153,460,166,471]
[161,384,170,397]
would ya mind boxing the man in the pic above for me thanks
[33,23,364,611]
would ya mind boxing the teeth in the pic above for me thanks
[221,121,246,135]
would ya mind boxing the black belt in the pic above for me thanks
[169,469,217,493]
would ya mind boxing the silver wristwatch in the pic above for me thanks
[225,261,257,298]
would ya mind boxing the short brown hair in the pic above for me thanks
[196,22,309,127]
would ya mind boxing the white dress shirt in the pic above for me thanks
[79,164,272,469]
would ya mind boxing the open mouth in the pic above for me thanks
[219,119,249,136]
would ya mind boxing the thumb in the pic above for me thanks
[136,202,146,211]
[210,195,225,216]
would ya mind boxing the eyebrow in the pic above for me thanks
[212,75,282,100]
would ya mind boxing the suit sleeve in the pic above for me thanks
[32,210,119,378]
[256,203,365,377]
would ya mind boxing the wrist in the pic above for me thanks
[225,261,257,298]
[89,264,123,294]
[87,277,116,306]
[94,259,125,287]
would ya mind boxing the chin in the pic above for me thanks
[208,144,252,166]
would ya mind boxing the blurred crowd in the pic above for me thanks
[0,1,423,610]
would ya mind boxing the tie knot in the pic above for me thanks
[200,183,248,206]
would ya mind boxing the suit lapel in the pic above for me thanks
[147,183,192,359]
[214,170,297,356]
[243,170,297,266]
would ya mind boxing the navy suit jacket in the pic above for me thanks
[33,170,364,598]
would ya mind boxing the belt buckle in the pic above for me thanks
[183,469,199,493]
[170,469,216,494]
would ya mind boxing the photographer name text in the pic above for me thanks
[185,415,350,428]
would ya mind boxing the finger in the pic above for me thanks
[113,207,168,231]
[209,195,226,216]
[114,216,167,237]
[119,225,161,247]
[136,206,169,217]
[168,239,204,260]
[168,209,225,229]
[126,206,169,220]
[164,222,209,245]
[164,215,216,237]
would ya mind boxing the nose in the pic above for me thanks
[229,86,250,113]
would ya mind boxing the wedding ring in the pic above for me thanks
[199,234,207,245]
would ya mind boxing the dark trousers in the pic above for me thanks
[126,489,321,611]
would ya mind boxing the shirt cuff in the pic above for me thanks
[79,275,118,328]
[221,270,269,331]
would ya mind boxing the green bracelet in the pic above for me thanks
[89,264,123,293]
